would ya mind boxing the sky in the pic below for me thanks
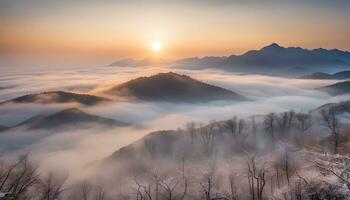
[1,0,350,68]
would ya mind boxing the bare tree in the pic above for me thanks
[277,111,295,138]
[246,156,266,200]
[0,155,39,200]
[38,172,67,200]
[134,177,153,200]
[284,150,291,185]
[200,122,217,156]
[200,174,214,200]
[153,175,187,200]
[186,121,197,144]
[295,112,312,137]
[274,164,281,189]
[251,116,257,138]
[264,113,277,139]
[237,119,246,136]
[80,181,91,200]
[94,185,107,200]
[225,117,237,140]
[321,108,340,154]
[224,174,238,200]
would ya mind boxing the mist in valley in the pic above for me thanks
[1,65,350,199]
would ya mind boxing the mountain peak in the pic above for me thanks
[107,72,246,103]
[152,72,188,79]
[17,107,130,130]
[261,43,284,51]
[58,107,83,114]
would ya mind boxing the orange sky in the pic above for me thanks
[1,0,350,68]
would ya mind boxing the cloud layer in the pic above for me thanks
[1,65,349,183]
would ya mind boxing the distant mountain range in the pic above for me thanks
[110,43,350,77]
[4,108,129,131]
[106,72,247,102]
[301,71,350,80]
[175,43,350,76]
[319,81,350,96]
[0,91,110,106]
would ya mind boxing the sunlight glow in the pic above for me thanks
[151,41,162,52]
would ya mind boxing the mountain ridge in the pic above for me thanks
[8,108,130,130]
[0,91,109,106]
[110,43,350,76]
[106,72,247,103]
[318,81,350,95]
[301,71,350,80]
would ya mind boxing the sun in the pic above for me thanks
[151,41,162,52]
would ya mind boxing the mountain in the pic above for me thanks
[312,48,350,64]
[300,72,332,79]
[105,121,248,166]
[0,125,8,132]
[12,108,129,130]
[312,99,350,115]
[0,108,130,151]
[109,58,168,67]
[106,72,247,102]
[107,130,180,163]
[301,71,350,80]
[173,43,350,76]
[175,56,227,69]
[0,91,109,106]
[110,44,350,77]
[319,81,350,95]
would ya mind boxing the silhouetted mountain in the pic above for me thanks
[301,71,350,80]
[175,56,227,69]
[319,81,350,95]
[109,58,168,67]
[0,91,109,106]
[174,43,350,76]
[312,48,350,64]
[106,121,251,165]
[300,72,332,79]
[107,130,180,163]
[0,125,8,132]
[106,72,247,102]
[13,108,129,130]
[313,101,349,114]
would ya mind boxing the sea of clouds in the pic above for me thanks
[1,65,349,182]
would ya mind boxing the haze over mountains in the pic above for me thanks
[0,91,109,106]
[176,43,350,76]
[4,52,350,199]
[1,73,246,106]
[0,125,8,132]
[111,43,350,77]
[3,108,129,131]
[319,81,350,96]
[301,71,350,80]
[106,72,247,102]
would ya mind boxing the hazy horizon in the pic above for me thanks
[1,0,350,68]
